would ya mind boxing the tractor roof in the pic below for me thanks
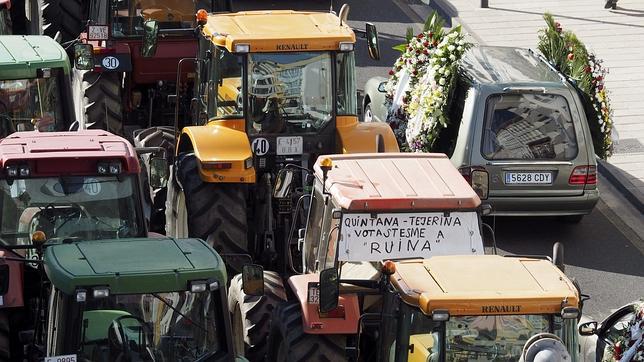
[202,10,355,53]
[0,35,70,80]
[313,153,481,211]
[392,255,579,316]
[0,130,140,175]
[44,238,226,295]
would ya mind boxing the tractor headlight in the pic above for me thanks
[234,43,250,53]
[244,157,253,169]
[561,307,580,319]
[190,280,208,293]
[339,42,354,52]
[93,287,110,299]
[431,309,450,321]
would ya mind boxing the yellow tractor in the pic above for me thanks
[158,7,397,262]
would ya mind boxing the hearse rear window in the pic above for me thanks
[482,93,578,160]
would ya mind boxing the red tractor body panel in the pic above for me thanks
[0,130,140,176]
[127,39,197,84]
[288,274,360,335]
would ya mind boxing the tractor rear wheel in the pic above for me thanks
[133,127,175,232]
[228,271,287,360]
[173,153,248,256]
[72,69,123,135]
[268,302,347,362]
[41,0,84,43]
[0,310,10,361]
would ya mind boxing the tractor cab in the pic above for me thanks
[383,256,582,362]
[0,36,75,137]
[43,237,236,361]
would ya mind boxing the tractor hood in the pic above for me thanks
[44,238,226,295]
[0,35,70,80]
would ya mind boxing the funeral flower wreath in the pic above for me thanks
[605,301,644,362]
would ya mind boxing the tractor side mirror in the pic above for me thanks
[241,264,264,296]
[319,267,339,313]
[149,157,168,189]
[365,22,380,61]
[273,169,295,198]
[141,20,159,58]
[0,264,9,296]
[578,321,598,336]
[74,44,95,70]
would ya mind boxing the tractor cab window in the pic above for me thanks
[0,175,145,252]
[61,291,223,361]
[303,185,325,273]
[111,0,205,36]
[391,308,580,362]
[0,75,65,138]
[210,46,243,120]
[336,52,357,115]
[247,52,333,135]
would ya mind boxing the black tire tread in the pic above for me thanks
[228,271,287,360]
[41,0,84,43]
[0,310,10,360]
[81,71,123,135]
[176,153,248,255]
[268,302,347,362]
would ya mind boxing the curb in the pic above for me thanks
[597,159,644,215]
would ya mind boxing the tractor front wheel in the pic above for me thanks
[268,302,347,362]
[133,127,175,233]
[72,69,124,135]
[228,271,287,360]
[172,153,248,257]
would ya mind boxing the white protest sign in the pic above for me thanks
[338,212,483,261]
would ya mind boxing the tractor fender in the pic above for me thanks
[287,274,360,335]
[0,251,24,308]
[336,116,400,153]
[177,125,255,183]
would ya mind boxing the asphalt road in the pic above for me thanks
[236,0,644,320]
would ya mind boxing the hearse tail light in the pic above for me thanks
[234,43,250,53]
[561,306,580,319]
[339,42,354,52]
[569,165,596,185]
[459,166,488,200]
[431,309,450,321]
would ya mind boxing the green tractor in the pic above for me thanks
[1,237,238,361]
[0,35,76,137]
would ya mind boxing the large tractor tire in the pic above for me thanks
[41,0,84,43]
[268,302,347,362]
[0,310,10,361]
[72,69,123,135]
[228,271,287,360]
[133,127,176,232]
[172,153,248,256]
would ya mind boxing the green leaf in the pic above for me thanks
[405,27,414,43]
[393,43,407,52]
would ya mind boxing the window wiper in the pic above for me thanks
[151,293,206,332]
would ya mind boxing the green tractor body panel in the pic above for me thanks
[0,35,71,80]
[44,238,227,295]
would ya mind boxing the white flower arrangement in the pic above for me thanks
[384,12,471,151]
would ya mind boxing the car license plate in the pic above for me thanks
[504,172,552,184]
[88,25,109,40]
[277,136,303,155]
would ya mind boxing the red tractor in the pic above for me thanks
[71,0,232,136]
[0,130,159,361]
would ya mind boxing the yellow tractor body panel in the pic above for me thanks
[408,334,435,362]
[392,255,579,316]
[336,116,399,153]
[203,10,356,53]
[180,125,256,183]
